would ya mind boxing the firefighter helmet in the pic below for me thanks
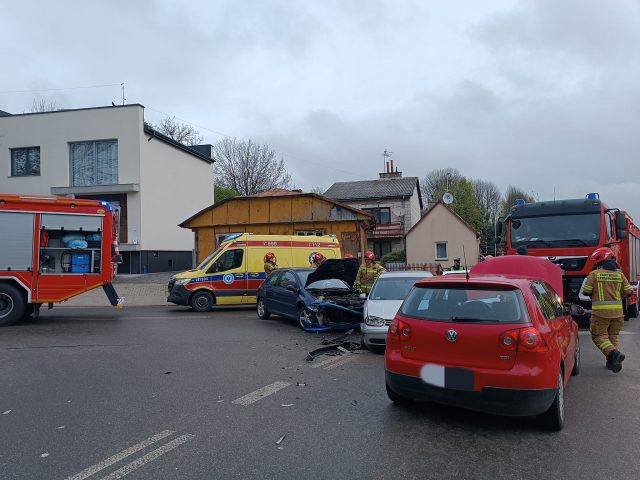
[311,252,326,264]
[264,252,276,263]
[591,247,615,264]
[364,251,376,262]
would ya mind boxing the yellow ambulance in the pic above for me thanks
[167,233,342,311]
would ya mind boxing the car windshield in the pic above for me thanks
[306,279,350,290]
[510,213,600,247]
[400,287,529,323]
[196,246,224,270]
[294,271,311,285]
[369,277,426,300]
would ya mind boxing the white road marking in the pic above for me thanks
[64,430,175,480]
[232,381,291,406]
[309,355,345,369]
[323,354,358,370]
[97,434,195,480]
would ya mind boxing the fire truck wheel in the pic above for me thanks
[0,284,26,327]
[190,291,214,312]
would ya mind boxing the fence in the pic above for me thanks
[384,262,441,274]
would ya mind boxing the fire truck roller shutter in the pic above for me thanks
[0,212,35,271]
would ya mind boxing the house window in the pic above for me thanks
[295,229,325,236]
[435,242,448,260]
[70,140,118,186]
[11,147,40,176]
[373,241,392,259]
[363,207,391,224]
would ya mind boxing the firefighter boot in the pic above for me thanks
[606,350,625,373]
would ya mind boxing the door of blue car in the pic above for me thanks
[262,271,281,314]
[272,270,300,319]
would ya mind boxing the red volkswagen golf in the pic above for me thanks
[384,256,579,431]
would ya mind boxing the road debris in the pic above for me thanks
[296,382,307,387]
[40,453,49,458]
[164,371,172,375]
[57,426,66,429]
[2,410,11,415]
[281,404,294,407]
[276,435,286,445]
[351,400,358,406]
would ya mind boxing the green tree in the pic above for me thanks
[449,178,486,232]
[214,184,239,203]
[500,186,536,217]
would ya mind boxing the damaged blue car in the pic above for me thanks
[256,258,365,332]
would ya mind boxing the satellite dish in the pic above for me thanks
[393,208,405,217]
[442,192,454,205]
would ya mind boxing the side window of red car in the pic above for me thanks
[531,281,557,320]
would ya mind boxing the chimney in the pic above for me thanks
[379,161,403,180]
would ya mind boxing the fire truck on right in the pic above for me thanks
[498,193,640,322]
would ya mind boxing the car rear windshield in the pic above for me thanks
[400,286,529,324]
[369,277,427,300]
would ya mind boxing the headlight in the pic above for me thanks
[174,278,190,286]
[365,316,385,326]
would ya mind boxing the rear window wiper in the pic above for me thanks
[449,316,492,322]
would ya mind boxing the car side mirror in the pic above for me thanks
[565,304,586,317]
[285,284,298,292]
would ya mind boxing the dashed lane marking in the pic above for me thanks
[97,434,195,480]
[323,354,358,370]
[232,381,292,406]
[309,355,347,369]
[64,430,175,480]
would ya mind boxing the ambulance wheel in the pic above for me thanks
[190,291,214,312]
[0,284,26,327]
[257,298,270,320]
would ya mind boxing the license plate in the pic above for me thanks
[420,364,474,391]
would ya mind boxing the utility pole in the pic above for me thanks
[121,83,126,105]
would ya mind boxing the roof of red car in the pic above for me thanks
[415,256,564,297]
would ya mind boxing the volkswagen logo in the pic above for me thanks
[446,330,458,342]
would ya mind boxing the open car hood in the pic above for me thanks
[470,256,563,298]
[305,258,360,289]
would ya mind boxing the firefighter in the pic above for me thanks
[581,247,633,373]
[449,258,464,271]
[310,252,326,269]
[355,251,385,294]
[263,252,278,275]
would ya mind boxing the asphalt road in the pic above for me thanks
[1,306,639,480]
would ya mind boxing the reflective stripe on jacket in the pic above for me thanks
[582,269,633,318]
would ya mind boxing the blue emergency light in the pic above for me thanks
[585,193,599,200]
[99,200,113,211]
[514,198,526,206]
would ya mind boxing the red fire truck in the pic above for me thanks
[0,194,123,326]
[498,193,640,321]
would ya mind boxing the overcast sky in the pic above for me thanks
[1,0,639,217]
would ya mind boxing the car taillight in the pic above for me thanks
[388,319,411,340]
[500,328,519,351]
[519,327,548,352]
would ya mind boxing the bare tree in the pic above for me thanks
[152,116,203,145]
[500,185,536,216]
[213,137,293,196]
[420,168,463,204]
[310,186,325,195]
[29,98,57,112]
[472,179,502,223]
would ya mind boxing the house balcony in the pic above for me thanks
[368,222,404,238]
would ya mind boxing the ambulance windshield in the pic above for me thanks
[196,246,224,270]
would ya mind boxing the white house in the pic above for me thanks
[324,162,423,259]
[0,104,214,273]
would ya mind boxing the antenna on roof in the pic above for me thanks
[382,149,393,172]
[121,82,126,105]
[462,245,470,280]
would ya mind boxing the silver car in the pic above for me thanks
[361,271,433,353]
